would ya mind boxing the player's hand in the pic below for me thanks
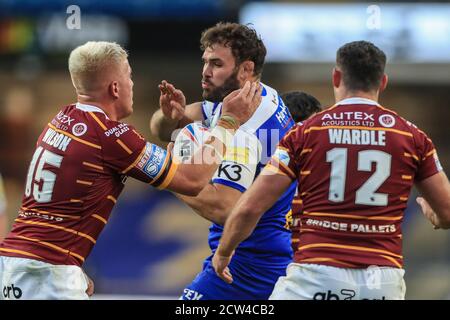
[85,274,95,297]
[158,80,186,122]
[416,197,440,229]
[221,81,262,125]
[212,250,234,284]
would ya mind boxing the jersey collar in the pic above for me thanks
[336,97,380,106]
[75,102,110,119]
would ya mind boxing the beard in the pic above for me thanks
[202,69,241,103]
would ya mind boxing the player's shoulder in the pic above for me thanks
[73,103,143,143]
[261,82,279,99]
[234,83,284,133]
[375,104,430,138]
[260,83,281,109]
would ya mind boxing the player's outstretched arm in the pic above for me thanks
[212,169,293,283]
[150,80,203,141]
[415,171,450,229]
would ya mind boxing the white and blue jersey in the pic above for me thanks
[182,83,296,300]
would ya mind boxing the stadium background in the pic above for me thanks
[0,0,448,299]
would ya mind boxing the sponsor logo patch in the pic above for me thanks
[273,148,290,166]
[3,284,23,299]
[141,144,167,179]
[379,114,396,128]
[72,123,87,136]
[137,142,153,170]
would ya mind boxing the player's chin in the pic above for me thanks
[121,105,133,119]
[202,89,211,100]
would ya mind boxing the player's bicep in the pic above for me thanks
[212,161,254,192]
[212,142,259,192]
[238,170,293,219]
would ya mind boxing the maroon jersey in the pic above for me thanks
[268,98,442,269]
[0,103,177,266]
[288,190,303,253]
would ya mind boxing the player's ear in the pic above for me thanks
[332,67,341,89]
[109,81,119,99]
[379,74,388,92]
[239,61,255,81]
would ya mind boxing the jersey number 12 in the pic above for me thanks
[326,148,391,206]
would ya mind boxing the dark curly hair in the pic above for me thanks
[336,41,386,92]
[200,22,266,77]
[281,91,322,122]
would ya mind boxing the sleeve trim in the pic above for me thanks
[149,148,172,185]
[422,149,436,161]
[212,178,246,193]
[264,163,294,179]
[270,158,297,180]
[157,158,179,190]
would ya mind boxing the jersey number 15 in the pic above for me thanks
[25,146,63,203]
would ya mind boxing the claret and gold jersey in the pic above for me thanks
[0,103,177,266]
[269,97,442,269]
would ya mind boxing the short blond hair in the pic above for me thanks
[68,41,128,92]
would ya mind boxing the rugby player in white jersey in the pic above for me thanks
[150,22,296,300]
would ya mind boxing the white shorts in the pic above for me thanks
[0,256,89,300]
[269,263,406,300]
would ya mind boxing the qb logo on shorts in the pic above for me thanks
[2,284,22,299]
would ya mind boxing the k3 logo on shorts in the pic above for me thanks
[3,284,22,299]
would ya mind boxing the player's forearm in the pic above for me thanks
[217,171,294,256]
[150,110,180,142]
[217,209,260,257]
[167,121,238,196]
[217,192,264,256]
[176,184,229,225]
[416,171,450,229]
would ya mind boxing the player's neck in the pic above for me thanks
[77,95,117,120]
[239,76,260,87]
[336,90,379,104]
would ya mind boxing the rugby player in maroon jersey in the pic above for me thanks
[0,41,261,299]
[213,41,450,300]
[281,91,322,253]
